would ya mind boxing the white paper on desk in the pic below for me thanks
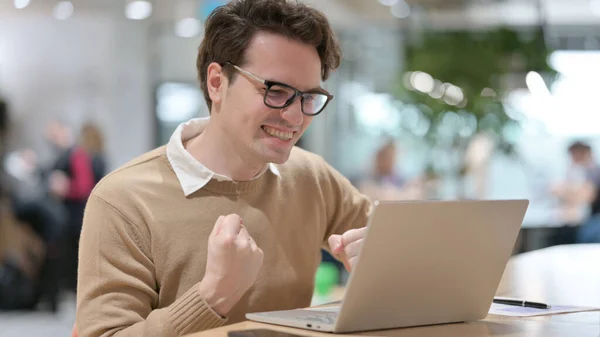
[489,303,599,317]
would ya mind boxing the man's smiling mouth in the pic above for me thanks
[262,125,294,141]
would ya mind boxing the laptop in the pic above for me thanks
[246,199,529,333]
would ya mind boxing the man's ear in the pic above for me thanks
[207,62,227,105]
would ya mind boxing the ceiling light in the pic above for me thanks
[53,1,74,20]
[175,18,201,38]
[125,0,153,20]
[378,0,399,5]
[14,0,30,10]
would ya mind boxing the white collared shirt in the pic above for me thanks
[166,117,280,196]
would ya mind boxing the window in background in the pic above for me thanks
[510,50,600,137]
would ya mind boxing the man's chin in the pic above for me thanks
[267,151,291,165]
[254,139,296,164]
[261,147,293,165]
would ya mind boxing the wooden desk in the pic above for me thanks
[187,245,600,337]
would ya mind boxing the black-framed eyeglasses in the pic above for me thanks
[224,62,333,116]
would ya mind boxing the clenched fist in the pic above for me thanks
[328,227,367,273]
[198,214,263,316]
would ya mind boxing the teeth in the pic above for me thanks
[263,126,293,141]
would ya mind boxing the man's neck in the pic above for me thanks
[184,121,266,181]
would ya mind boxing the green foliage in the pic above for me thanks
[396,26,557,178]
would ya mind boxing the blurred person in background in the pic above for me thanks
[552,141,600,244]
[45,120,95,290]
[74,1,372,336]
[358,139,423,201]
[80,123,106,184]
[2,148,67,311]
[568,142,600,243]
[4,148,67,244]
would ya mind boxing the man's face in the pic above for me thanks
[212,32,322,164]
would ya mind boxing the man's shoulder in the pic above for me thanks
[92,146,172,199]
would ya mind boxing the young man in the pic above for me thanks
[75,1,372,336]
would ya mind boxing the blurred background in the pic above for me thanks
[0,0,599,335]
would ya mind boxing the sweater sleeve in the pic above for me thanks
[76,194,226,337]
[318,157,373,249]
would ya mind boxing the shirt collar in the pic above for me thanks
[166,117,281,196]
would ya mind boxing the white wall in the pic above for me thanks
[0,14,152,170]
[156,34,201,83]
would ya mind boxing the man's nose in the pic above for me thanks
[280,98,304,126]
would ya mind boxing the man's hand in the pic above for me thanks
[327,227,367,272]
[198,214,264,316]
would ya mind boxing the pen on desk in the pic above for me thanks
[493,298,551,309]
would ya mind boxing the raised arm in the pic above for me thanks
[76,195,228,337]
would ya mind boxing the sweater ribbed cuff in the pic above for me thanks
[168,284,228,335]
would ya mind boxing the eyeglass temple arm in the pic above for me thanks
[229,63,267,84]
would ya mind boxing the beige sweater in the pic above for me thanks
[76,146,371,337]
